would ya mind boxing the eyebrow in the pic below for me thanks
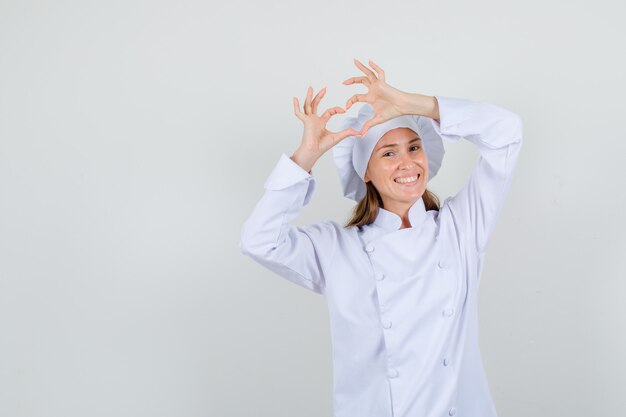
[376,137,421,151]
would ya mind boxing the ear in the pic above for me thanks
[364,170,370,183]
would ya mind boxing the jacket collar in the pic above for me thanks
[371,196,427,232]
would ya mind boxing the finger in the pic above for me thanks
[360,114,383,137]
[304,86,313,114]
[354,58,377,81]
[342,76,370,86]
[345,93,367,110]
[311,86,326,115]
[368,60,385,82]
[293,97,304,121]
[321,106,345,123]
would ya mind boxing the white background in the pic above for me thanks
[1,0,625,416]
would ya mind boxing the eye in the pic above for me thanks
[410,145,421,151]
[383,151,394,157]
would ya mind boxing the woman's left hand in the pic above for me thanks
[342,59,409,137]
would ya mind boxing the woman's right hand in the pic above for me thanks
[291,86,361,173]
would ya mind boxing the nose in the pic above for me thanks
[399,152,415,169]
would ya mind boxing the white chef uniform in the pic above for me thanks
[239,96,523,417]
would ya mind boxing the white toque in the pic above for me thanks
[332,103,445,202]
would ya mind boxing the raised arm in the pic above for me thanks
[239,86,360,294]
[430,96,523,254]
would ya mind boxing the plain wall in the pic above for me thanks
[1,0,625,416]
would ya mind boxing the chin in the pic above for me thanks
[401,187,426,199]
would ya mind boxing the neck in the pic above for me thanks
[400,217,412,229]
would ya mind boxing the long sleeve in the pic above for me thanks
[239,153,334,295]
[430,96,523,255]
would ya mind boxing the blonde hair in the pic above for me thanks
[344,181,440,228]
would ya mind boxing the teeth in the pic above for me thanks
[394,174,419,184]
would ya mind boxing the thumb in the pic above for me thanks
[334,128,362,143]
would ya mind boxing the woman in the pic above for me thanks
[239,59,523,417]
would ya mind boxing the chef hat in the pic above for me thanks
[332,103,445,201]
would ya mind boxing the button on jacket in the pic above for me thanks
[239,96,523,417]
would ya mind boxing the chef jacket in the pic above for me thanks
[239,96,523,417]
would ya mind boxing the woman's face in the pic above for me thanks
[364,127,429,209]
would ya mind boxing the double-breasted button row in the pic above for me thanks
[388,368,399,378]
[374,272,385,281]
[442,308,454,317]
[448,407,457,416]
[382,319,392,329]
[365,244,375,253]
[438,259,447,268]
[443,357,450,367]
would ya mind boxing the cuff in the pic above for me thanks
[427,96,473,142]
[263,153,317,205]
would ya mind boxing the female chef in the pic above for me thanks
[239,59,523,417]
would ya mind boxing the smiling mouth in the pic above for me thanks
[394,173,421,184]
